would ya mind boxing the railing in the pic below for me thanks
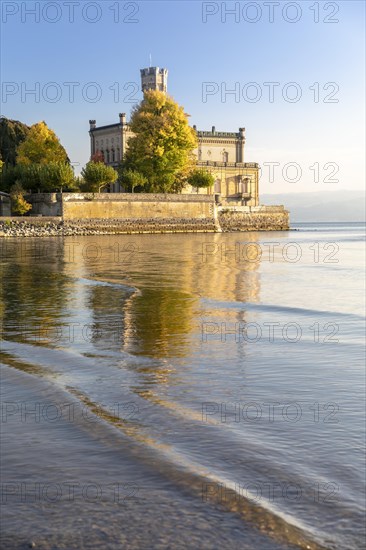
[196,161,259,168]
[197,131,238,138]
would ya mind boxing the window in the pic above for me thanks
[242,178,250,194]
[214,179,221,193]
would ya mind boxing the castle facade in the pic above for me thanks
[89,67,259,206]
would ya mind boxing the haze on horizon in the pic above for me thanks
[1,0,364,196]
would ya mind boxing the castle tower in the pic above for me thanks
[140,67,168,93]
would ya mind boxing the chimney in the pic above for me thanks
[89,120,96,129]
[119,113,126,124]
[212,126,216,133]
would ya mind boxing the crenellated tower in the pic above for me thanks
[140,67,168,94]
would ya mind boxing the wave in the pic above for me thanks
[0,354,332,550]
[200,298,365,321]
[73,276,140,294]
[1,339,363,550]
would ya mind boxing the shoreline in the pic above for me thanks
[0,216,290,237]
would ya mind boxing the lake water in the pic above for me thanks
[1,222,365,549]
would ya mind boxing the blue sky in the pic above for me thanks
[1,0,365,193]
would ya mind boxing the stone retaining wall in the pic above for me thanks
[0,196,290,236]
[219,209,289,231]
[26,192,215,220]
[0,193,11,216]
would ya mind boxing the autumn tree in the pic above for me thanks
[16,121,68,165]
[122,90,197,193]
[91,150,105,163]
[10,183,32,215]
[81,161,117,193]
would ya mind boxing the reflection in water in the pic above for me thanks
[123,289,196,358]
[1,229,363,550]
[0,258,70,346]
[0,235,261,390]
[0,234,274,417]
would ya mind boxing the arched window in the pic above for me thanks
[223,151,229,163]
[111,149,115,162]
[105,150,110,163]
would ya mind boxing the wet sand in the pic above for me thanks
[1,365,297,550]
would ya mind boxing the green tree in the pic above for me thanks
[81,161,117,193]
[0,117,30,166]
[0,164,19,192]
[123,90,197,193]
[187,169,215,192]
[14,162,76,193]
[39,162,76,191]
[117,167,147,193]
[15,164,42,191]
[10,183,32,215]
[74,176,83,191]
[16,121,68,165]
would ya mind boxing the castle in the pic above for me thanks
[89,67,260,206]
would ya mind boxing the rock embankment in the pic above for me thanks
[218,210,289,231]
[0,209,290,237]
[0,217,218,237]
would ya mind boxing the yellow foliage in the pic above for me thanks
[10,183,32,215]
[16,121,68,165]
[123,90,198,193]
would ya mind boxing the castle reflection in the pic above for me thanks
[60,234,262,360]
[0,234,262,372]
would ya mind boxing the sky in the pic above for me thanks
[1,0,365,194]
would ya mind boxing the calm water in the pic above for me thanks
[1,222,365,549]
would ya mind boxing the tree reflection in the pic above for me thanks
[0,260,70,347]
[124,288,194,358]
